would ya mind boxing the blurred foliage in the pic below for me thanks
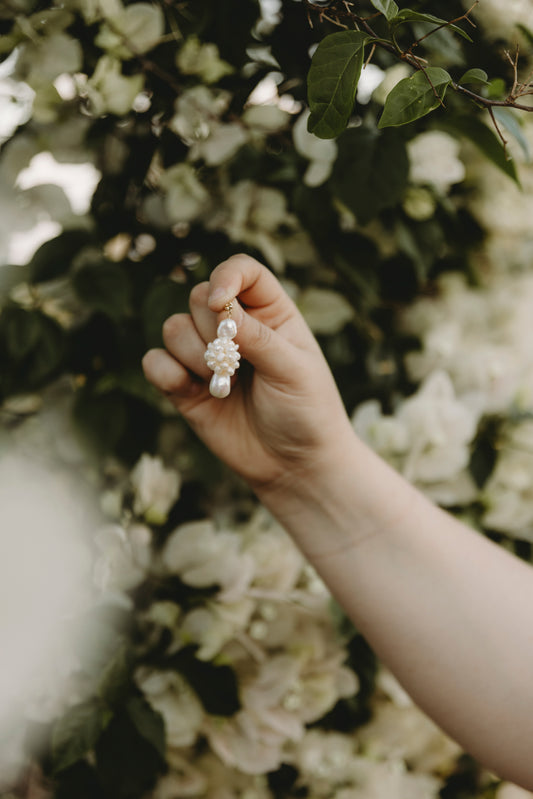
[1,0,532,796]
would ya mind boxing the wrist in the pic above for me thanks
[254,428,423,563]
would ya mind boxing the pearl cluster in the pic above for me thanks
[204,318,241,398]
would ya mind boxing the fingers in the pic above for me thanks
[162,313,212,380]
[142,348,204,400]
[207,254,295,322]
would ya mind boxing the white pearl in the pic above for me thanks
[209,373,231,398]
[217,319,237,339]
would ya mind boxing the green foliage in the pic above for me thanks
[51,700,112,774]
[330,127,409,224]
[443,115,520,183]
[1,0,533,793]
[379,67,452,128]
[369,0,399,22]
[307,31,369,138]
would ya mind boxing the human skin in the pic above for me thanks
[143,253,533,790]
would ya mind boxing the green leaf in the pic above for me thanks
[125,697,165,759]
[98,640,134,707]
[393,9,473,42]
[492,107,530,162]
[486,78,506,99]
[1,307,41,361]
[73,388,128,455]
[307,30,368,139]
[0,308,66,388]
[29,229,94,283]
[458,68,489,85]
[330,126,409,225]
[141,278,189,349]
[378,67,452,128]
[369,0,399,21]
[51,700,112,773]
[73,261,132,320]
[443,115,520,184]
[171,646,241,716]
[95,709,165,799]
[517,24,533,47]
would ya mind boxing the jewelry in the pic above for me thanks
[204,301,241,398]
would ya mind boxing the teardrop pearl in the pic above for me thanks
[209,373,231,398]
[217,319,237,339]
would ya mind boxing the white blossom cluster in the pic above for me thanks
[354,268,533,533]
[135,509,357,779]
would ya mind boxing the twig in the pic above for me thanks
[488,105,509,156]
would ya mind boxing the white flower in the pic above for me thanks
[401,272,533,414]
[465,0,533,41]
[86,55,144,116]
[353,372,481,503]
[180,599,255,660]
[396,371,480,484]
[152,751,208,799]
[17,33,82,91]
[293,110,337,187]
[176,37,233,84]
[242,104,290,133]
[482,429,533,539]
[136,667,204,748]
[297,287,355,335]
[93,523,152,592]
[407,131,465,193]
[242,508,303,594]
[372,63,411,105]
[192,122,248,166]
[159,163,210,224]
[206,180,298,271]
[95,2,165,59]
[131,454,181,525]
[162,520,255,602]
[496,784,533,799]
[170,86,231,144]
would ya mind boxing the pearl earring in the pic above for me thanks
[204,301,241,398]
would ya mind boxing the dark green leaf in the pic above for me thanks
[171,647,240,716]
[330,127,409,225]
[458,68,489,85]
[517,24,533,46]
[54,762,106,799]
[98,640,134,706]
[0,308,66,388]
[393,9,473,41]
[125,697,165,760]
[369,0,398,21]
[492,107,530,161]
[141,278,189,349]
[443,114,520,184]
[2,307,41,361]
[73,388,128,455]
[26,313,66,386]
[73,261,132,319]
[51,700,112,774]
[307,31,368,139]
[30,230,94,283]
[379,67,452,128]
[486,78,506,99]
[95,709,165,799]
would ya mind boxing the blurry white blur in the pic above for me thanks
[0,449,98,781]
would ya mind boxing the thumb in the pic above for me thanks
[223,301,299,384]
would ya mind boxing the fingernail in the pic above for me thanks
[208,287,226,306]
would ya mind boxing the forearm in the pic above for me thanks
[257,430,533,789]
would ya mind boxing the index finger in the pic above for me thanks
[207,254,293,318]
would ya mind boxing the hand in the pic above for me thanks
[142,254,354,495]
